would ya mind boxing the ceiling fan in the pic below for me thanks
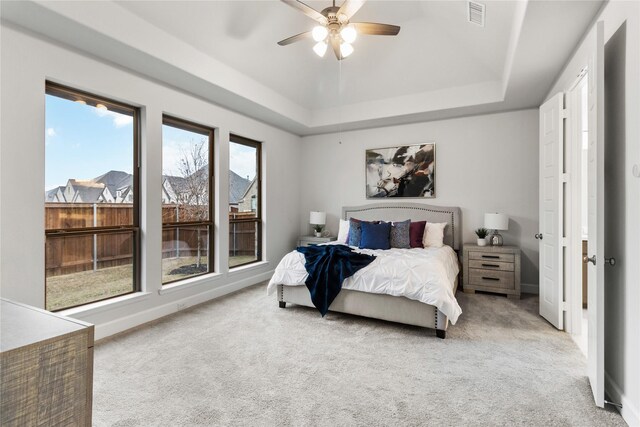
[277,0,401,60]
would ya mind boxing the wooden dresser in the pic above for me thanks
[462,244,521,299]
[1,299,94,426]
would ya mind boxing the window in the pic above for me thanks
[161,116,214,284]
[229,135,261,268]
[45,82,139,311]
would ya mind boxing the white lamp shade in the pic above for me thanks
[340,42,354,58]
[340,25,357,44]
[310,211,326,225]
[484,213,509,230]
[313,41,327,57]
[312,25,328,42]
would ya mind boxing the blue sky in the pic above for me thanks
[46,95,257,190]
[45,95,134,190]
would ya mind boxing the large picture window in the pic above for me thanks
[229,135,262,268]
[161,116,214,284]
[45,82,139,311]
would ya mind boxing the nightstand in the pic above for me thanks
[297,236,337,247]
[462,244,521,299]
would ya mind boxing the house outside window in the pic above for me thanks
[229,135,262,268]
[44,82,139,311]
[161,115,214,284]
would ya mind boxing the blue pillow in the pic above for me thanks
[390,219,411,249]
[348,218,363,246]
[359,221,391,250]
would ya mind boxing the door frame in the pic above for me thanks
[566,67,589,336]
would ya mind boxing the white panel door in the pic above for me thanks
[586,21,605,409]
[538,92,564,330]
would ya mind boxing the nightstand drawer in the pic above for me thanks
[468,269,515,289]
[468,259,514,272]
[469,251,515,263]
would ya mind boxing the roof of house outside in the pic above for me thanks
[93,170,132,196]
[229,170,250,204]
[46,168,251,205]
[68,180,108,202]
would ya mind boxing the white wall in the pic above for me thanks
[0,23,301,338]
[546,1,640,424]
[300,110,540,287]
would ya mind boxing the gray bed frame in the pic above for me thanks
[277,202,462,339]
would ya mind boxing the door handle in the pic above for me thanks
[583,255,596,265]
[605,257,616,266]
[535,233,543,240]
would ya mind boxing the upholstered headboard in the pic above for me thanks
[342,203,462,250]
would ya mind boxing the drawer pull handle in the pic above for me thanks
[481,255,500,259]
[482,277,500,281]
[482,263,500,268]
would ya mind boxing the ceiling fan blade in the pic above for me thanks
[352,22,401,36]
[330,36,343,60]
[337,0,365,22]
[277,31,312,46]
[281,0,328,25]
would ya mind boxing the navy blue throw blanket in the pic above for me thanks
[296,244,376,316]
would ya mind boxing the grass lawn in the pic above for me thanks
[47,254,259,311]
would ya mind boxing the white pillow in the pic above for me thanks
[337,219,350,243]
[423,222,447,248]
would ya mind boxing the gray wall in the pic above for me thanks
[300,110,540,287]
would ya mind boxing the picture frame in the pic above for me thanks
[365,143,436,198]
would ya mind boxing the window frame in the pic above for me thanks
[44,82,141,311]
[229,134,262,268]
[161,115,215,285]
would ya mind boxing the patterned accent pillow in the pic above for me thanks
[348,218,363,247]
[390,219,411,249]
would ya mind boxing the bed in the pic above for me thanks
[267,203,462,338]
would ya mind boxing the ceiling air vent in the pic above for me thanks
[468,1,485,27]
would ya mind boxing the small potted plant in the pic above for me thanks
[475,227,488,247]
[313,224,324,238]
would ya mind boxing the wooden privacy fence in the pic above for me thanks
[45,203,257,277]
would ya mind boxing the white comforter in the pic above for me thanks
[267,243,462,324]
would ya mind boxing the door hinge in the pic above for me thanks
[561,301,568,312]
[561,237,568,247]
[562,173,570,183]
[561,108,569,119]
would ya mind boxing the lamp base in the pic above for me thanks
[489,231,503,246]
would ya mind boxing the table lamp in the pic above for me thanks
[310,211,326,237]
[484,213,508,246]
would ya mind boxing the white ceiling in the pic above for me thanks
[1,0,604,135]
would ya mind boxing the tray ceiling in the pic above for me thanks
[1,0,604,135]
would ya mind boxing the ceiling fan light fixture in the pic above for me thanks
[340,25,357,44]
[312,25,329,42]
[313,41,328,57]
[340,42,354,58]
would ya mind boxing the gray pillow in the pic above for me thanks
[390,219,411,249]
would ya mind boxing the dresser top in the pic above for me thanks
[1,299,93,352]
[462,244,520,254]
[299,236,336,241]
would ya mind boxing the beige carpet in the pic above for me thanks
[93,283,624,426]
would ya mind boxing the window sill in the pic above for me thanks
[227,260,269,277]
[59,291,152,317]
[158,272,223,295]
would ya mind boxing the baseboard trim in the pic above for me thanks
[521,283,539,294]
[94,270,274,340]
[605,371,640,426]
